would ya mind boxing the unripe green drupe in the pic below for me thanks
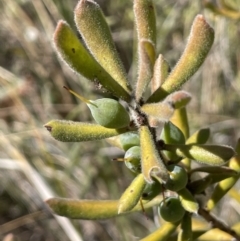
[159,197,185,222]
[64,86,130,129]
[165,165,188,191]
[142,180,162,200]
[87,98,130,129]
[124,146,141,173]
[119,132,140,151]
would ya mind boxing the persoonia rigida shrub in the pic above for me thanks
[44,0,240,240]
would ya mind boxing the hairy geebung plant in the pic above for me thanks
[43,0,240,240]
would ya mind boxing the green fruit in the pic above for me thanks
[159,197,185,222]
[165,165,188,191]
[124,146,141,173]
[64,87,130,129]
[119,132,140,151]
[87,98,130,129]
[142,180,162,200]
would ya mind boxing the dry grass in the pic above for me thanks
[0,0,240,240]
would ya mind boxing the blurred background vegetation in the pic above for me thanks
[0,0,240,240]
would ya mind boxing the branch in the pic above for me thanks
[198,207,240,241]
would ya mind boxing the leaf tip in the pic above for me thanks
[117,204,124,214]
[44,125,52,132]
[53,20,68,42]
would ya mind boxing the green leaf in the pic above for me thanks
[135,39,156,102]
[46,196,162,220]
[170,107,189,139]
[140,125,169,183]
[53,21,130,101]
[134,0,156,102]
[194,228,234,241]
[147,15,214,103]
[178,188,199,213]
[118,173,146,214]
[151,54,170,93]
[134,0,156,45]
[44,120,128,142]
[206,155,240,210]
[188,173,237,195]
[140,221,180,241]
[186,128,210,144]
[160,121,185,161]
[74,0,131,94]
[187,176,213,195]
[170,107,190,168]
[164,144,235,165]
[165,90,192,110]
[141,102,173,121]
[189,166,238,175]
[178,212,192,241]
[161,121,185,145]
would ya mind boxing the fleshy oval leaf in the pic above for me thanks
[149,54,170,127]
[160,121,185,144]
[46,196,162,220]
[74,0,131,94]
[160,121,185,161]
[44,120,127,142]
[141,102,174,122]
[170,107,190,140]
[134,0,156,45]
[140,221,180,241]
[151,54,170,93]
[164,144,235,165]
[165,90,192,109]
[147,15,214,103]
[53,21,130,101]
[135,39,155,102]
[190,166,238,175]
[118,173,146,214]
[206,154,240,211]
[140,125,169,183]
[178,188,199,213]
[186,128,210,144]
[178,212,192,241]
[187,173,237,195]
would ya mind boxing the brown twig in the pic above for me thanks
[198,207,240,241]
